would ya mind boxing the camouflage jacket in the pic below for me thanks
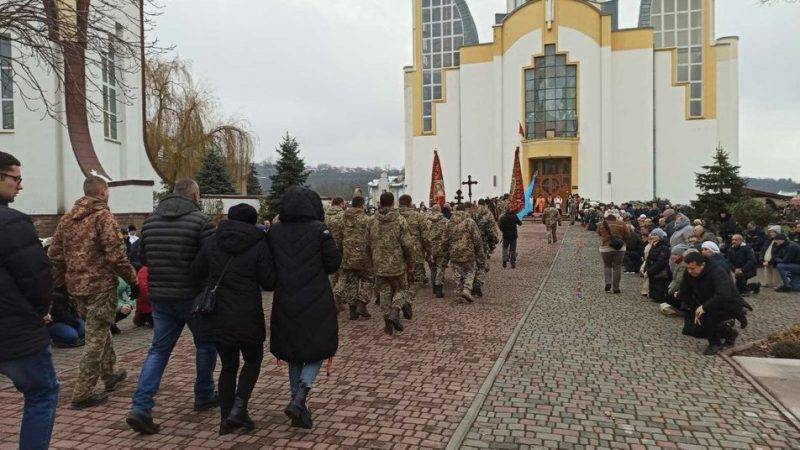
[477,206,499,246]
[49,196,136,295]
[543,206,560,227]
[325,205,344,239]
[366,208,417,277]
[447,211,485,264]
[399,206,430,263]
[334,208,372,271]
[425,211,448,258]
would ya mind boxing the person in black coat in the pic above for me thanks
[726,234,758,295]
[192,204,275,435]
[497,210,522,268]
[717,211,738,247]
[679,252,751,355]
[644,229,671,302]
[772,235,800,292]
[267,186,341,429]
[0,151,60,450]
[745,222,767,263]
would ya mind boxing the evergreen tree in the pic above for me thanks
[691,145,746,219]
[267,133,310,216]
[196,148,237,195]
[246,162,263,196]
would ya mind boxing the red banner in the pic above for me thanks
[509,147,525,213]
[429,150,446,207]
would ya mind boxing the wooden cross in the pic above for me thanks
[454,189,464,205]
[462,175,478,203]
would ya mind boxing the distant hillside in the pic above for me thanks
[745,177,799,194]
[254,162,402,199]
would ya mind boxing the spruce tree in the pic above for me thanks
[267,133,310,216]
[246,162,263,196]
[691,145,746,219]
[196,148,237,195]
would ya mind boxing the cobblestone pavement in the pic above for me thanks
[462,227,800,450]
[0,222,562,449]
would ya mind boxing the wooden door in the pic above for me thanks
[531,157,571,213]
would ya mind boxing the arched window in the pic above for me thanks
[524,44,577,139]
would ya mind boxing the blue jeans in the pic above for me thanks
[0,346,60,450]
[777,263,800,291]
[288,360,323,397]
[48,319,86,346]
[131,301,217,417]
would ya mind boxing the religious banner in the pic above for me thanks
[509,147,525,213]
[429,150,446,207]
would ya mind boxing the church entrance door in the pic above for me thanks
[530,157,571,213]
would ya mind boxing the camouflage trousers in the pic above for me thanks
[398,263,426,307]
[428,255,447,286]
[375,275,408,317]
[71,289,117,402]
[474,263,487,289]
[334,269,373,306]
[451,261,476,294]
[547,225,558,243]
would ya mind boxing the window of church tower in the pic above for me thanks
[0,35,13,130]
[650,0,703,117]
[524,45,577,140]
[421,0,466,132]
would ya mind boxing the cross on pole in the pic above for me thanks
[462,175,478,203]
[454,189,464,205]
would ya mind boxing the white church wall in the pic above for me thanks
[557,27,603,201]
[403,68,415,199]
[610,48,655,203]
[409,70,462,205]
[654,51,718,204]
[715,38,739,166]
[459,60,496,199]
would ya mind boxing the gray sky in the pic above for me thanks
[154,0,800,178]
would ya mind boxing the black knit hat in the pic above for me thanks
[228,203,258,225]
[775,233,788,241]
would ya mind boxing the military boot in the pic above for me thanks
[435,284,445,298]
[356,302,371,319]
[383,317,394,335]
[461,289,474,303]
[472,283,483,298]
[349,305,359,320]
[389,307,404,332]
[401,302,413,320]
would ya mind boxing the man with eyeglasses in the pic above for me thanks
[0,151,60,450]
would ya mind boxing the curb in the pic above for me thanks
[722,343,800,432]
[446,226,568,449]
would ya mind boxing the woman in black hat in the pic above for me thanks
[192,203,275,435]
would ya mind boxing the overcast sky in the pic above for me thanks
[153,0,800,178]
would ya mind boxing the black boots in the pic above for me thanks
[434,284,444,298]
[284,383,313,429]
[389,307,404,332]
[349,305,359,320]
[226,397,255,431]
[472,283,483,298]
[401,302,413,320]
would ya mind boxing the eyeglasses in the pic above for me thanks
[0,172,22,185]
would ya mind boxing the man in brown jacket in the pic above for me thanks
[49,176,137,409]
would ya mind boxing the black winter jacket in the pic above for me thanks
[141,195,214,302]
[192,220,275,347]
[0,202,53,361]
[268,187,341,363]
[726,244,756,277]
[645,240,671,279]
[497,211,522,241]
[746,227,767,255]
[773,241,800,265]
[679,261,749,317]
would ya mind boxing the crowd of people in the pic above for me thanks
[577,197,799,355]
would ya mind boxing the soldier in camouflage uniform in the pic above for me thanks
[446,204,486,303]
[332,196,373,321]
[325,197,346,312]
[426,204,448,298]
[366,192,418,335]
[543,201,560,243]
[470,201,498,298]
[397,195,430,320]
[49,176,136,409]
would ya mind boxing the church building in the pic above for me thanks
[403,0,739,205]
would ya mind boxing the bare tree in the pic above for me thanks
[145,57,254,193]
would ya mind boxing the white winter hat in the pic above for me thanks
[701,241,720,254]
[768,225,782,234]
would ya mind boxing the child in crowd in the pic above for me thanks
[133,265,153,328]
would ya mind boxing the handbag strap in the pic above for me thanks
[212,256,234,290]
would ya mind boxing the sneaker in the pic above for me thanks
[103,370,127,392]
[193,394,219,412]
[70,392,109,410]
[126,410,161,435]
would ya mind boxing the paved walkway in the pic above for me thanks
[460,227,800,449]
[1,223,798,449]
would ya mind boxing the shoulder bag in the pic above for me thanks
[603,221,625,250]
[191,256,233,316]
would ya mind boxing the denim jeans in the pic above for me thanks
[0,345,60,450]
[288,360,323,397]
[131,300,217,417]
[48,319,86,346]
[502,238,517,264]
[777,263,800,291]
